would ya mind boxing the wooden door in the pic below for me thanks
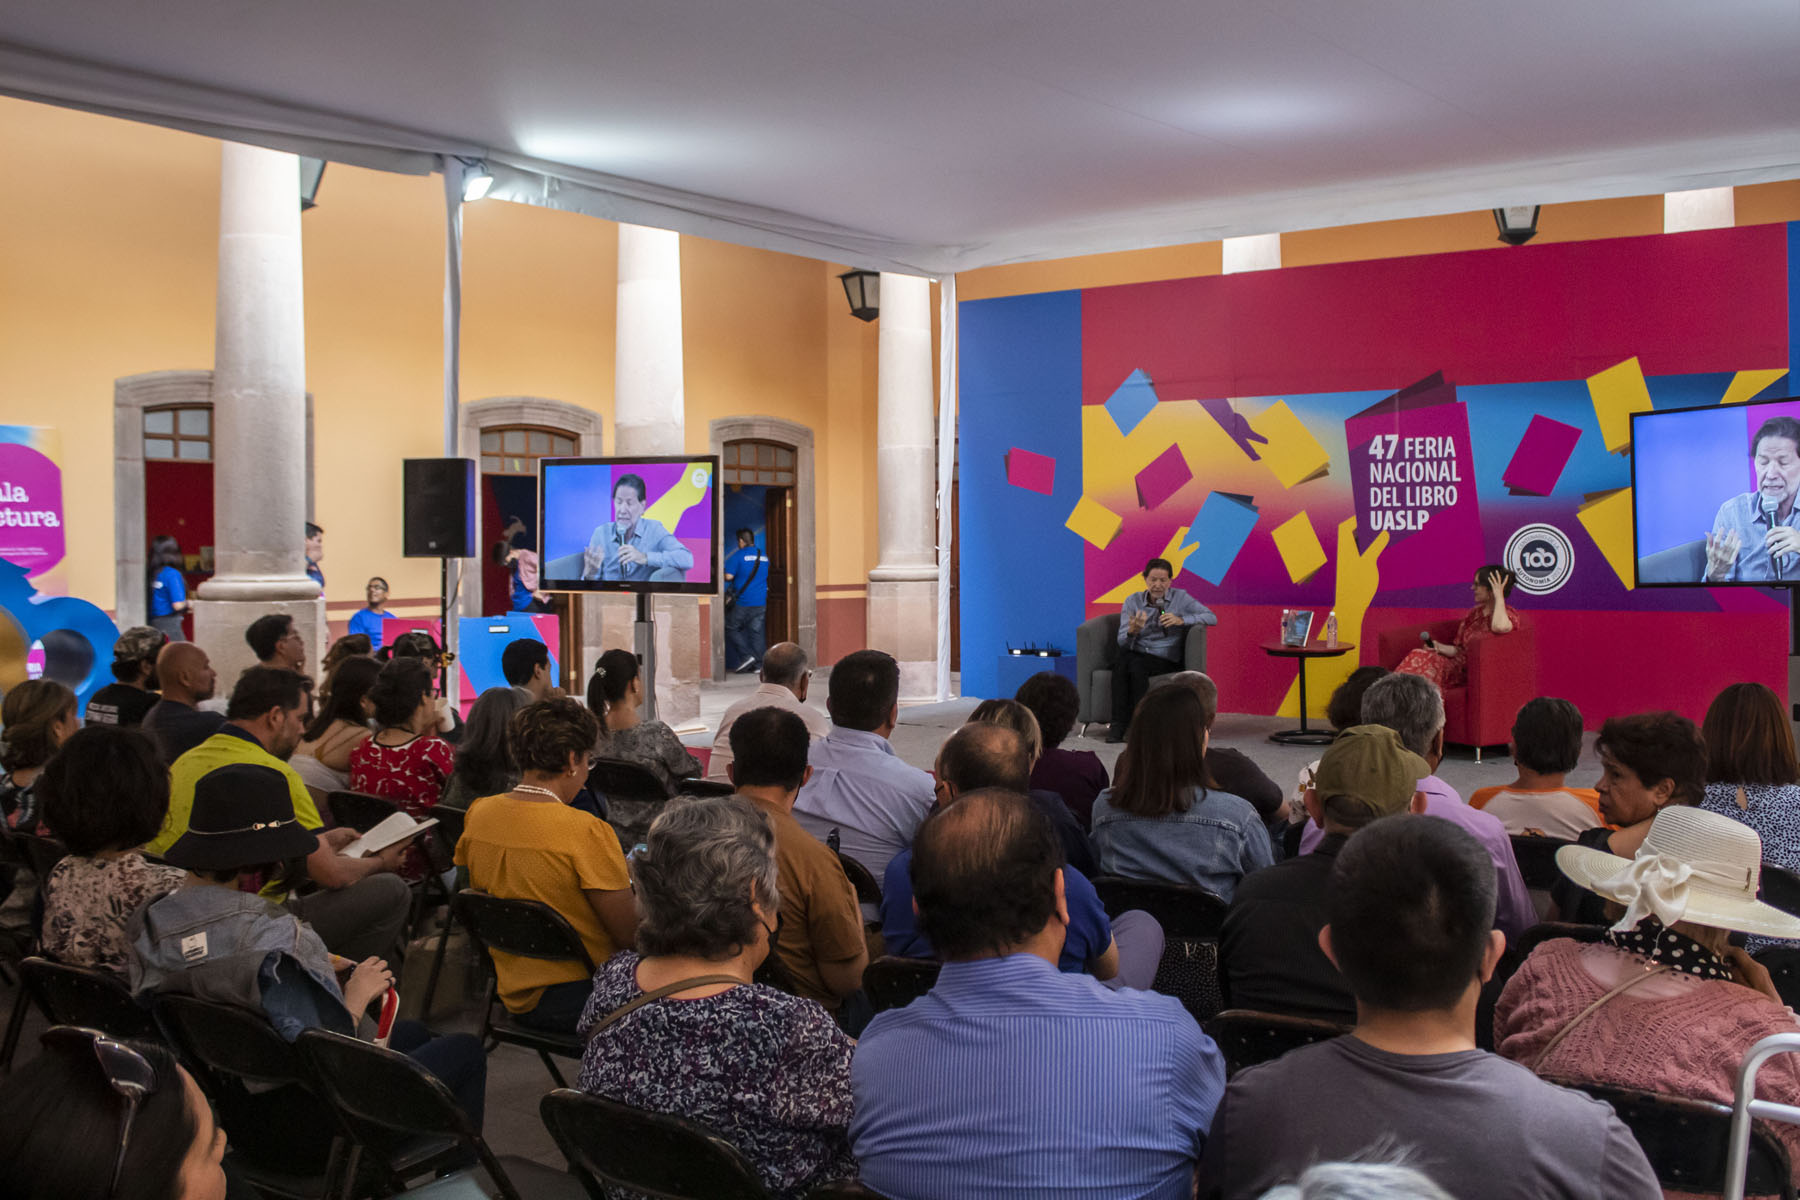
[763,486,793,643]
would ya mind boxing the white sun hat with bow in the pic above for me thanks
[1555,806,1800,940]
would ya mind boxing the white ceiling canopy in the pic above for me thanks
[3,0,1798,275]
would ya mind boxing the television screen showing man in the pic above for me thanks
[1705,415,1800,583]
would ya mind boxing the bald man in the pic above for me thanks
[142,642,225,765]
[707,641,830,781]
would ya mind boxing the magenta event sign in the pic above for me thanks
[0,427,66,591]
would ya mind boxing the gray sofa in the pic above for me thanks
[1637,538,1708,585]
[1074,613,1209,728]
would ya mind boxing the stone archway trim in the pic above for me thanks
[708,415,817,679]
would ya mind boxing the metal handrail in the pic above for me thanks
[1725,1032,1800,1200]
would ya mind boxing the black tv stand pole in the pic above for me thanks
[635,591,657,722]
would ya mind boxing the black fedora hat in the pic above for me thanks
[162,763,319,871]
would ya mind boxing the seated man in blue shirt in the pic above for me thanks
[880,721,1163,990]
[853,789,1225,1200]
[574,473,693,582]
[1109,556,1216,743]
[1705,414,1800,583]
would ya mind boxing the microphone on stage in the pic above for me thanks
[1764,494,1786,581]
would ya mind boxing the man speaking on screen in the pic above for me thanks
[580,473,694,582]
[1705,416,1800,584]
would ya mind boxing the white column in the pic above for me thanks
[193,142,324,684]
[611,224,699,723]
[868,272,939,698]
[1665,187,1735,233]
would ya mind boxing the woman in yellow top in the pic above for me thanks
[455,697,638,1032]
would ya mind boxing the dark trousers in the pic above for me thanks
[1109,648,1180,736]
[514,978,594,1034]
[389,1020,488,1133]
[725,603,766,670]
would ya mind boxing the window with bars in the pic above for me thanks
[479,426,578,475]
[143,406,213,462]
[722,440,796,486]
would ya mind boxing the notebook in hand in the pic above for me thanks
[342,812,439,858]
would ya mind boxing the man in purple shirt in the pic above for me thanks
[1360,672,1536,940]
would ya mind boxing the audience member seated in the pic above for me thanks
[589,647,702,847]
[246,611,306,673]
[1552,711,1706,926]
[0,1029,232,1200]
[1254,1162,1452,1200]
[1292,667,1390,819]
[727,707,868,1016]
[143,642,225,765]
[291,654,378,798]
[1354,672,1535,940]
[39,725,184,974]
[151,667,411,963]
[502,637,557,703]
[1469,698,1602,838]
[1016,670,1108,829]
[84,625,167,727]
[1222,726,1425,1023]
[793,649,935,882]
[967,697,1096,875]
[130,764,487,1131]
[320,631,372,683]
[348,656,454,879]
[1390,564,1521,691]
[1164,671,1286,827]
[578,795,856,1199]
[881,725,1161,991]
[1090,685,1271,900]
[1699,682,1800,916]
[708,642,830,782]
[1497,806,1800,1188]
[853,789,1224,1198]
[441,686,525,811]
[1108,555,1218,744]
[382,630,463,740]
[1197,815,1658,1199]
[0,678,78,833]
[455,697,636,1033]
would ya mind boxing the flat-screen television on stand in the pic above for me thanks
[538,456,721,595]
[1632,395,1800,587]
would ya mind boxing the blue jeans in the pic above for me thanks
[725,603,766,669]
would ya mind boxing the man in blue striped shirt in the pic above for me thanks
[851,789,1225,1200]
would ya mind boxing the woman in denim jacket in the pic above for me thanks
[1090,684,1273,901]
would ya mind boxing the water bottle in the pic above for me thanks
[1325,610,1339,649]
[1280,609,1291,643]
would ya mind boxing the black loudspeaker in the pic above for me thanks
[403,458,477,558]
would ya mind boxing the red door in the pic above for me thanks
[144,460,214,636]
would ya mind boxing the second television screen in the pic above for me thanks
[539,457,718,593]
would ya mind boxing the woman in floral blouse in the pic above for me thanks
[578,794,856,1198]
[348,656,454,880]
[39,725,184,973]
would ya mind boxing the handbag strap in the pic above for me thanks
[585,974,745,1040]
[730,549,762,601]
[1530,963,1671,1071]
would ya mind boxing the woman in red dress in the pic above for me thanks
[349,656,455,881]
[1394,564,1521,691]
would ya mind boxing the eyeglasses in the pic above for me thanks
[41,1026,159,1199]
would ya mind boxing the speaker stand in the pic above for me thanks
[635,591,657,723]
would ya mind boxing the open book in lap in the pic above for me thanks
[342,812,438,858]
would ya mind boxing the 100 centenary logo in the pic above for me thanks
[1504,523,1576,595]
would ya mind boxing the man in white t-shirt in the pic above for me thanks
[708,642,829,781]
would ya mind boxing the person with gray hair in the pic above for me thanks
[1258,1161,1453,1200]
[707,641,830,782]
[1355,672,1536,940]
[577,794,856,1198]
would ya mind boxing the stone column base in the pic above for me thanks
[867,578,938,700]
[192,596,327,691]
[593,593,699,727]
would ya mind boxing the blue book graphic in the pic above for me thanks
[1180,492,1260,585]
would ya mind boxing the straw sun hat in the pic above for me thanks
[1555,806,1800,940]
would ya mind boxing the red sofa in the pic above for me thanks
[1375,619,1538,761]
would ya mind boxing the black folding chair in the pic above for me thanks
[1205,1008,1350,1078]
[325,790,400,834]
[18,956,157,1041]
[1762,864,1800,921]
[454,889,594,1086]
[1509,834,1573,892]
[1477,921,1607,1051]
[1755,947,1800,1010]
[587,758,735,803]
[0,832,68,1072]
[420,803,467,1014]
[863,956,940,1013]
[836,851,883,908]
[1545,1077,1794,1199]
[13,832,67,883]
[296,1028,584,1200]
[1091,876,1228,1022]
[540,1087,773,1200]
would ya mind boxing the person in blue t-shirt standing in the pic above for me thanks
[347,576,399,650]
[146,534,190,642]
[304,522,325,588]
[723,528,770,674]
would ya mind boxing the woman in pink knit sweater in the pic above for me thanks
[1496,807,1800,1195]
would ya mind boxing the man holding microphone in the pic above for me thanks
[1108,557,1216,743]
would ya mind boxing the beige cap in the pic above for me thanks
[1312,725,1429,822]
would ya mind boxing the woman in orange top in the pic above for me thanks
[455,697,638,1033]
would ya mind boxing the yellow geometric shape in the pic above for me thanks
[1576,487,1636,590]
[1251,401,1331,489]
[1587,358,1654,454]
[643,462,713,529]
[1275,517,1390,720]
[1092,526,1196,604]
[1271,511,1328,584]
[1065,496,1123,549]
[1720,369,1790,406]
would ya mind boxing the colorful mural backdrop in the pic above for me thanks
[959,223,1798,725]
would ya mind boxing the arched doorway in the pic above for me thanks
[708,417,815,679]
